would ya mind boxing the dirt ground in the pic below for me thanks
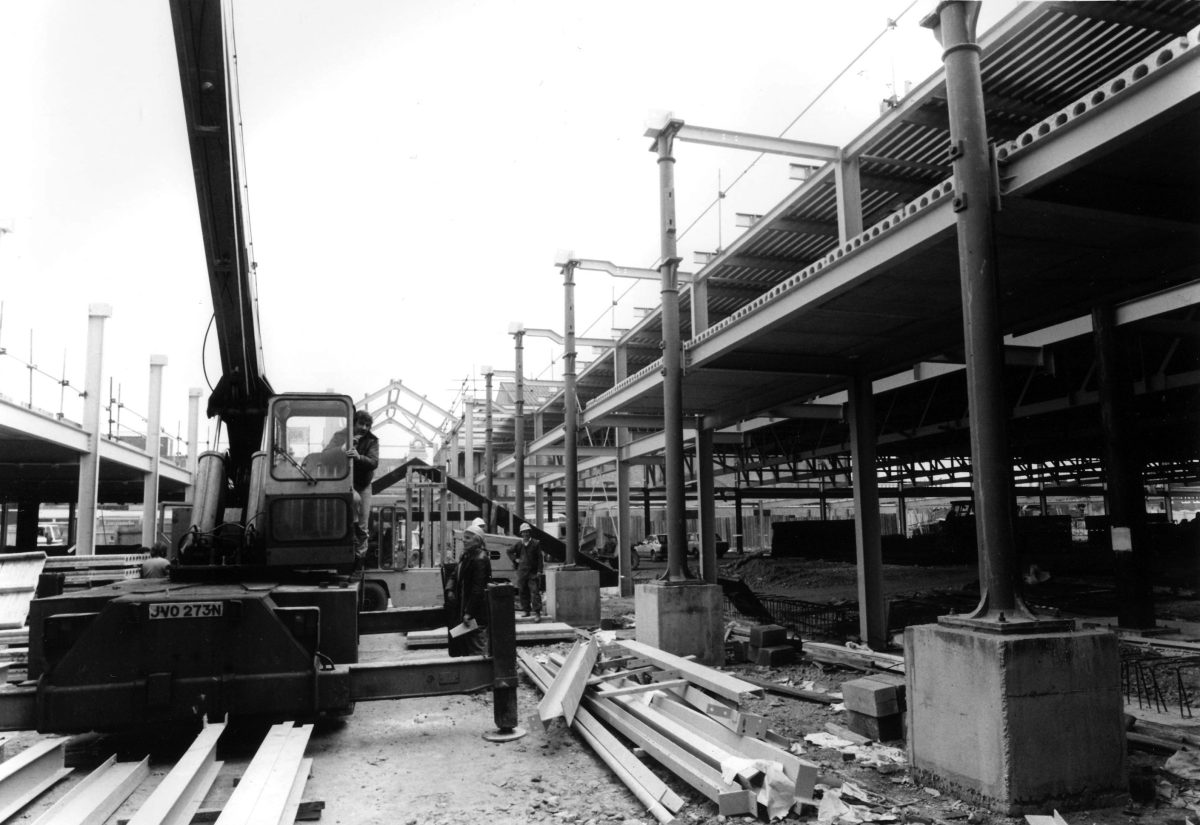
[3,554,1198,824]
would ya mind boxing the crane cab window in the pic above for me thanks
[270,399,352,482]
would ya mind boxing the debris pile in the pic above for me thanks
[519,635,819,822]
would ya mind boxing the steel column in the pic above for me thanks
[484,368,495,526]
[848,370,886,649]
[561,263,579,566]
[614,344,634,596]
[512,328,526,520]
[926,1,1023,623]
[697,427,716,583]
[1093,304,1154,627]
[653,124,689,582]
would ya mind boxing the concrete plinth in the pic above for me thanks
[545,566,600,627]
[635,581,724,666]
[905,623,1126,814]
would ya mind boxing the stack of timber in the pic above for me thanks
[44,553,146,587]
[802,641,905,675]
[0,552,46,680]
[519,636,818,823]
[0,721,319,824]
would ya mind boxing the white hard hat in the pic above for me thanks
[470,517,486,530]
[465,524,485,538]
[519,523,532,533]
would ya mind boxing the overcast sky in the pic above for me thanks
[0,0,1017,453]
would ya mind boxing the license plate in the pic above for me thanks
[148,601,224,620]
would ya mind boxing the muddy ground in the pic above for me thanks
[4,554,1199,824]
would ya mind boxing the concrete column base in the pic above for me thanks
[635,581,724,666]
[545,566,600,627]
[905,623,1127,815]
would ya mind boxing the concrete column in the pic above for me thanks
[76,304,112,556]
[141,355,167,547]
[185,387,202,503]
[848,370,886,650]
[1093,304,1154,627]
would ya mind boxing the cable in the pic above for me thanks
[580,5,918,344]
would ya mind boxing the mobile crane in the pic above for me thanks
[6,0,518,734]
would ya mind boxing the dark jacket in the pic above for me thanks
[351,431,379,491]
[455,545,492,625]
[323,429,379,491]
[508,537,543,575]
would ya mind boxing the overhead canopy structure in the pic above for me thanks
[489,0,1199,500]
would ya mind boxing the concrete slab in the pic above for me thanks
[634,581,724,666]
[545,567,600,627]
[905,623,1127,815]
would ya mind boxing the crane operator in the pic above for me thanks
[322,409,380,557]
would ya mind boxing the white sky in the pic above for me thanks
[0,0,1017,452]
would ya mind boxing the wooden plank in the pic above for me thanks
[0,552,46,629]
[615,640,763,704]
[802,641,906,674]
[736,673,840,704]
[518,651,683,821]
[0,737,73,822]
[127,720,225,825]
[31,754,149,825]
[0,628,29,646]
[405,622,576,648]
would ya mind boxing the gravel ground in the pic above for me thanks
[3,554,1197,824]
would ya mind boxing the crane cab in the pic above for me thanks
[182,393,359,571]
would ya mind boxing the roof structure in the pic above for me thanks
[481,0,1199,501]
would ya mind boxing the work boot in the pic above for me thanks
[522,611,531,618]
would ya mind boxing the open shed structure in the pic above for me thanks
[440,0,1199,621]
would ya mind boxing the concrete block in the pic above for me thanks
[905,623,1127,815]
[754,644,796,667]
[841,677,902,717]
[635,581,724,666]
[845,709,904,742]
[545,567,601,627]
[749,624,788,648]
[725,640,749,663]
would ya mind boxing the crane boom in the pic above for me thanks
[169,0,273,474]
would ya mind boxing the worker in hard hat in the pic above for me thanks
[507,523,544,621]
[449,523,492,656]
